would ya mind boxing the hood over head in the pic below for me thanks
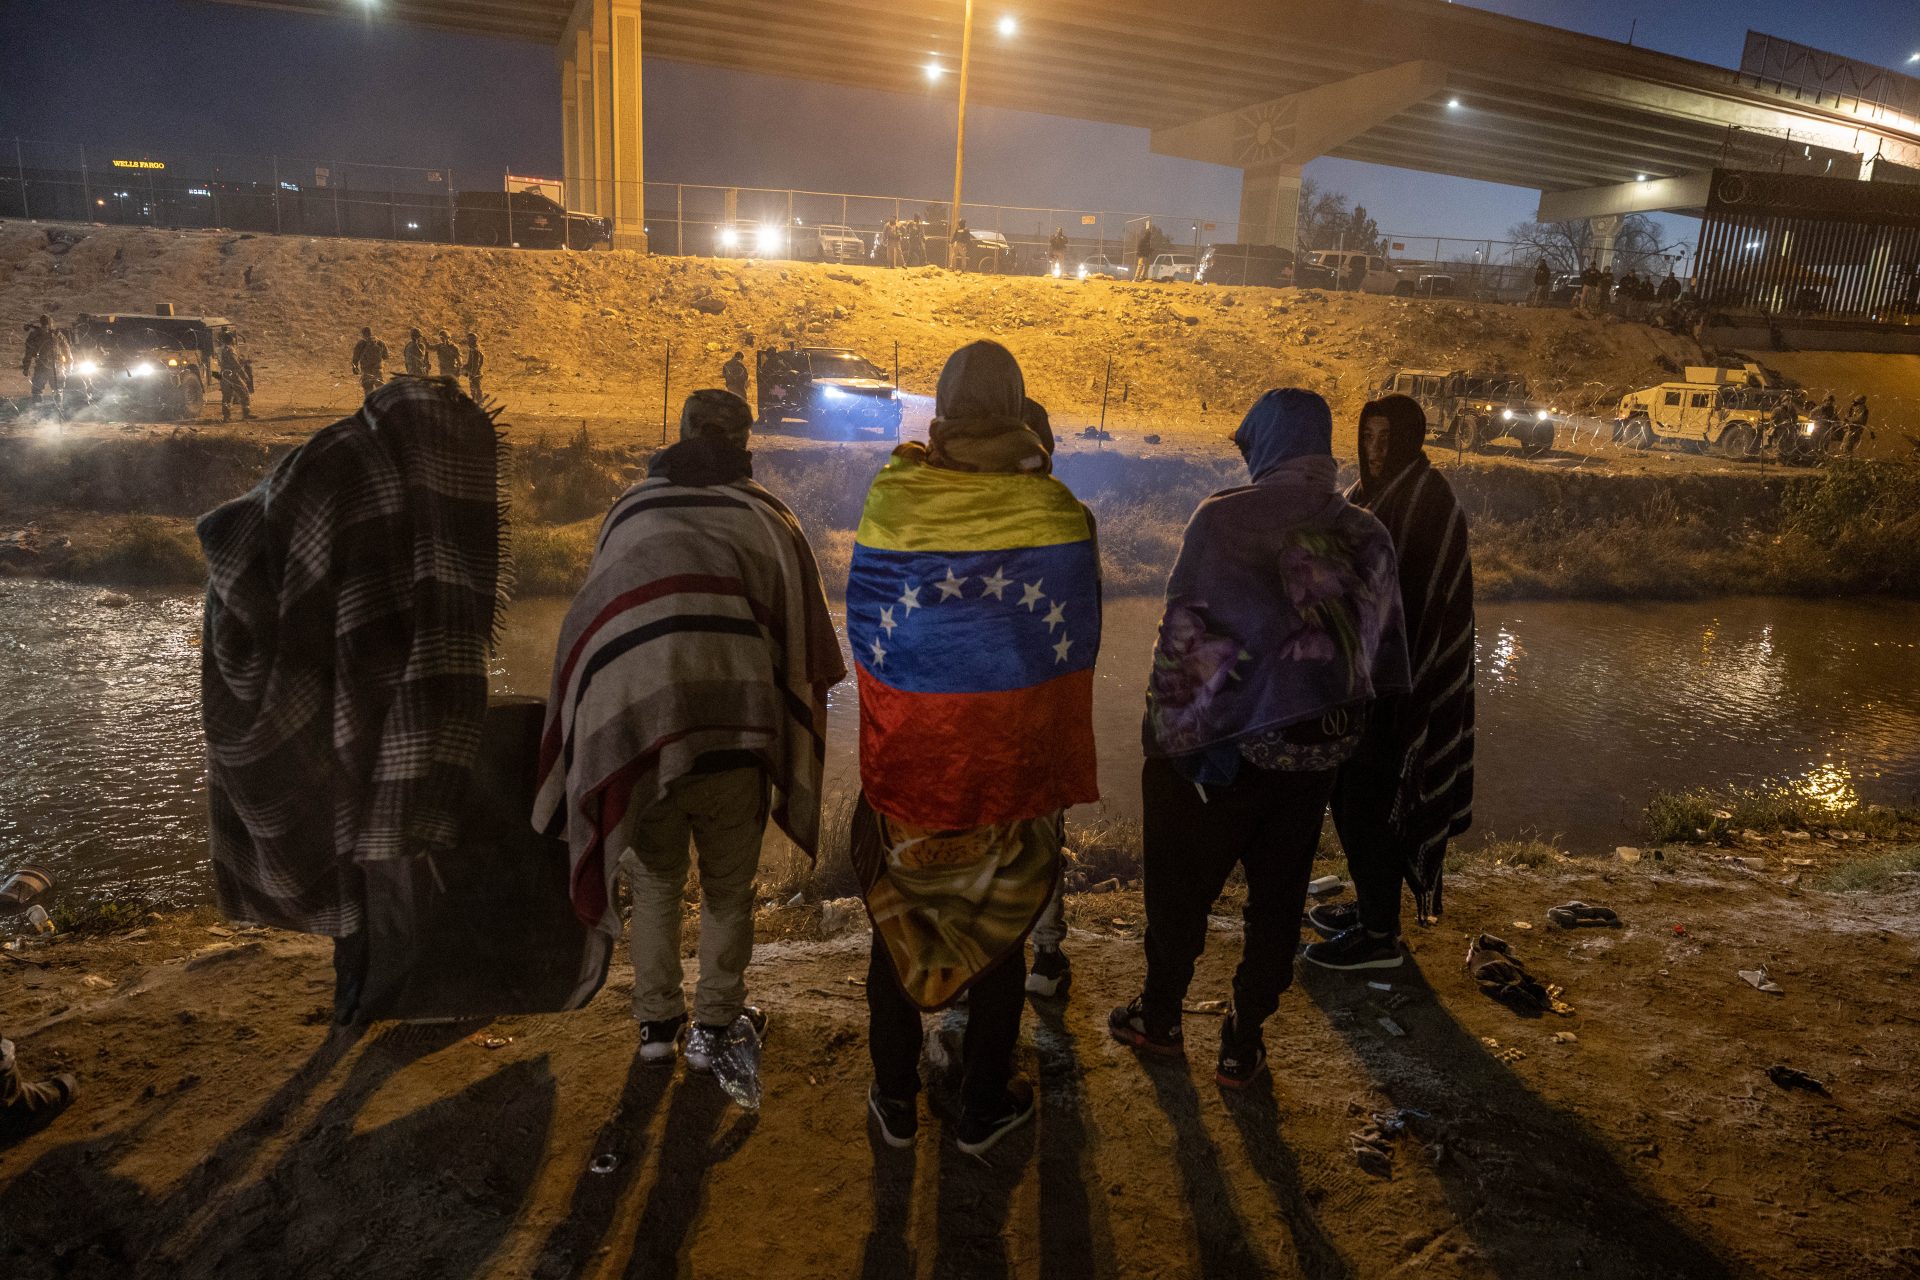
[934,340,1025,423]
[1357,393,1429,495]
[1232,388,1333,482]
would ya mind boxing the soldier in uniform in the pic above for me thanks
[431,329,463,379]
[403,327,431,377]
[906,217,927,267]
[20,313,71,419]
[350,326,388,397]
[464,332,485,402]
[721,350,749,401]
[217,331,253,421]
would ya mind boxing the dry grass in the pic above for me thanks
[1643,782,1913,844]
[1814,845,1920,893]
[62,515,204,586]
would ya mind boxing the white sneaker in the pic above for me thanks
[685,1006,766,1073]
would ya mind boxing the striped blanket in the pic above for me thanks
[532,475,843,935]
[198,379,508,936]
[1358,452,1475,920]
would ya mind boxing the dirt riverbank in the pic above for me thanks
[2,827,1916,1279]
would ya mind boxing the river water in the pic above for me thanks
[4,579,1918,906]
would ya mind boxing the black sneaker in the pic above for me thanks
[1306,901,1360,940]
[637,1013,687,1064]
[1025,947,1072,999]
[1215,1014,1268,1090]
[868,1085,918,1149]
[954,1077,1036,1155]
[1300,926,1405,971]
[1107,997,1184,1056]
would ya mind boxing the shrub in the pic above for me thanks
[62,517,205,586]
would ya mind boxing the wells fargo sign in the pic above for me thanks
[112,159,166,170]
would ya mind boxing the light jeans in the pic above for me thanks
[1031,812,1068,952]
[619,766,769,1027]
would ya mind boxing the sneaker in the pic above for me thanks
[1215,1015,1268,1090]
[868,1086,918,1149]
[1300,926,1405,971]
[1306,901,1360,940]
[954,1077,1036,1156]
[1107,997,1184,1056]
[1025,947,1072,999]
[686,1006,766,1073]
[637,1013,687,1064]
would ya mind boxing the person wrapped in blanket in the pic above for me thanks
[1109,388,1410,1089]
[533,390,844,1080]
[197,377,508,1022]
[847,341,1101,1155]
[1302,392,1475,971]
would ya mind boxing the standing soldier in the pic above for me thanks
[721,349,749,401]
[1530,259,1551,307]
[882,218,904,268]
[1133,222,1156,281]
[950,220,974,272]
[217,331,253,422]
[20,313,71,419]
[906,217,927,267]
[464,332,485,402]
[431,329,463,379]
[1048,226,1070,277]
[350,326,388,397]
[403,327,431,377]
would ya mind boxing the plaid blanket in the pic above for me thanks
[198,379,509,936]
[532,474,843,935]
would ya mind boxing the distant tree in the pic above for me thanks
[1507,214,1685,278]
[1294,179,1383,253]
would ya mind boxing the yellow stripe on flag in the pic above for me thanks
[854,453,1092,553]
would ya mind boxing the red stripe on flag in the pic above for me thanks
[857,668,1099,829]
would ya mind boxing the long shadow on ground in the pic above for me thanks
[1300,958,1737,1280]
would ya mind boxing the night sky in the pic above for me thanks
[0,0,1913,243]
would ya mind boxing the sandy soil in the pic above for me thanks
[4,835,1916,1280]
[14,218,1912,471]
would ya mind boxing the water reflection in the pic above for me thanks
[4,582,1919,904]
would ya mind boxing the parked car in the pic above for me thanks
[452,190,609,249]
[755,346,902,438]
[809,223,867,263]
[68,310,243,421]
[714,219,791,259]
[1076,253,1130,279]
[1194,242,1296,287]
[1146,253,1198,282]
[1379,367,1558,457]
[1307,250,1402,293]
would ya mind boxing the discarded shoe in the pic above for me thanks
[1546,901,1621,929]
[1766,1064,1829,1096]
[1466,933,1573,1015]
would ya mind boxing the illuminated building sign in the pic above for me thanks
[111,159,166,170]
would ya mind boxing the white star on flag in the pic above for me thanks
[898,582,922,616]
[879,605,897,636]
[1043,600,1066,631]
[869,636,887,667]
[1019,580,1046,611]
[936,567,967,600]
[979,566,1011,600]
[1052,634,1073,664]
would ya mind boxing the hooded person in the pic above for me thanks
[534,388,843,1079]
[198,378,509,1021]
[1110,388,1409,1088]
[848,340,1100,1154]
[1303,393,1476,973]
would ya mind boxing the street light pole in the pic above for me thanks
[948,0,975,267]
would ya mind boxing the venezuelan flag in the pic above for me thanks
[849,453,1101,829]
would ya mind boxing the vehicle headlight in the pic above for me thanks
[1801,423,1817,435]
[818,385,844,400]
[1077,265,1088,279]
[1536,409,1551,421]
[1501,409,1514,421]
[754,224,785,256]
[130,361,156,378]
[166,357,178,367]
[76,359,99,377]
[1051,262,1062,278]
[718,228,740,250]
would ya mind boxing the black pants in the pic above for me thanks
[1140,757,1335,1031]
[867,930,1025,1118]
[1331,762,1416,937]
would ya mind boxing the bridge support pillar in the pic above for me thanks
[1239,163,1303,254]
[560,0,646,251]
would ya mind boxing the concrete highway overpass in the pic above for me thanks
[214,0,1920,254]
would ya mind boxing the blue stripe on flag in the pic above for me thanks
[847,541,1100,693]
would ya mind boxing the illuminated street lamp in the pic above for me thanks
[925,60,945,82]
[998,14,1017,36]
